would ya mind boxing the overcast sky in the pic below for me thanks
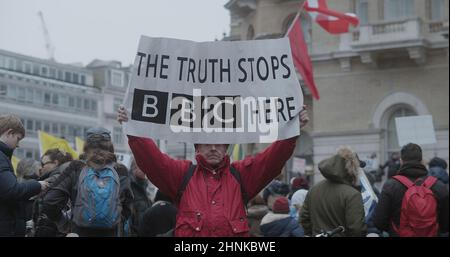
[0,0,230,66]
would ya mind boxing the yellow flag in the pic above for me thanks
[232,144,244,161]
[75,137,85,156]
[12,155,20,176]
[38,130,79,159]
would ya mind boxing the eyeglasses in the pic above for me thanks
[40,161,55,167]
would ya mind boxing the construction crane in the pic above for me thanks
[37,11,55,61]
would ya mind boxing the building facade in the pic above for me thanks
[225,0,449,184]
[0,49,131,160]
[0,49,195,163]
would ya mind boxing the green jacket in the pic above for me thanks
[300,153,367,237]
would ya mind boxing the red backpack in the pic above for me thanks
[392,175,439,237]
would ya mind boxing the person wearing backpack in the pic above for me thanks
[35,128,133,237]
[117,106,310,237]
[373,143,449,237]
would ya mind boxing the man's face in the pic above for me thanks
[0,130,23,149]
[196,144,228,167]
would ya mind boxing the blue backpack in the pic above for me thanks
[73,164,121,229]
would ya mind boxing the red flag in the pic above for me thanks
[287,13,320,100]
[304,0,359,34]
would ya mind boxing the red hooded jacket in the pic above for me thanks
[128,135,298,237]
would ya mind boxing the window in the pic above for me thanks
[430,0,445,21]
[58,70,64,80]
[17,87,26,102]
[26,150,33,158]
[32,64,40,75]
[23,62,32,74]
[34,90,43,104]
[35,121,42,131]
[356,0,369,24]
[80,75,86,85]
[76,97,82,109]
[59,95,68,107]
[43,122,50,132]
[91,99,97,112]
[7,85,16,98]
[386,106,416,156]
[69,96,75,107]
[44,92,51,105]
[52,93,59,105]
[384,0,415,21]
[26,119,33,131]
[52,123,59,134]
[113,127,123,144]
[41,66,48,77]
[0,84,6,96]
[84,98,90,110]
[0,56,4,68]
[111,70,123,87]
[60,124,66,137]
[65,72,72,83]
[73,73,79,84]
[49,67,56,78]
[26,88,33,103]
[7,58,16,70]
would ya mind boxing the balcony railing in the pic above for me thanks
[343,18,448,51]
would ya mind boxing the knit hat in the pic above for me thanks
[272,197,290,214]
[85,127,111,142]
[263,180,290,203]
[291,177,309,191]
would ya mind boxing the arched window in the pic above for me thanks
[384,0,415,21]
[247,25,255,40]
[386,106,416,157]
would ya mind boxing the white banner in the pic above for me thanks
[359,170,378,221]
[123,36,303,144]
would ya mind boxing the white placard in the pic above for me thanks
[123,36,303,144]
[395,115,436,147]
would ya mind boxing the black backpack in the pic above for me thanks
[175,164,249,207]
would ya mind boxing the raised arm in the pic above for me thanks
[118,106,190,200]
[127,136,190,201]
[232,108,309,199]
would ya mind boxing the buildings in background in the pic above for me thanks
[224,0,449,184]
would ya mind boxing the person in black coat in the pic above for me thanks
[0,114,46,236]
[373,143,449,237]
[138,190,177,237]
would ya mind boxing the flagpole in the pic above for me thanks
[284,1,306,37]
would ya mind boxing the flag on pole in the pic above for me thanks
[12,155,20,176]
[232,144,244,162]
[286,12,320,100]
[304,0,359,34]
[75,137,85,157]
[38,130,79,159]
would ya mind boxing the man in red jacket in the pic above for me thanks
[117,106,309,237]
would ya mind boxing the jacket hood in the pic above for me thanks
[429,166,449,184]
[318,146,360,185]
[397,161,428,178]
[0,141,14,159]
